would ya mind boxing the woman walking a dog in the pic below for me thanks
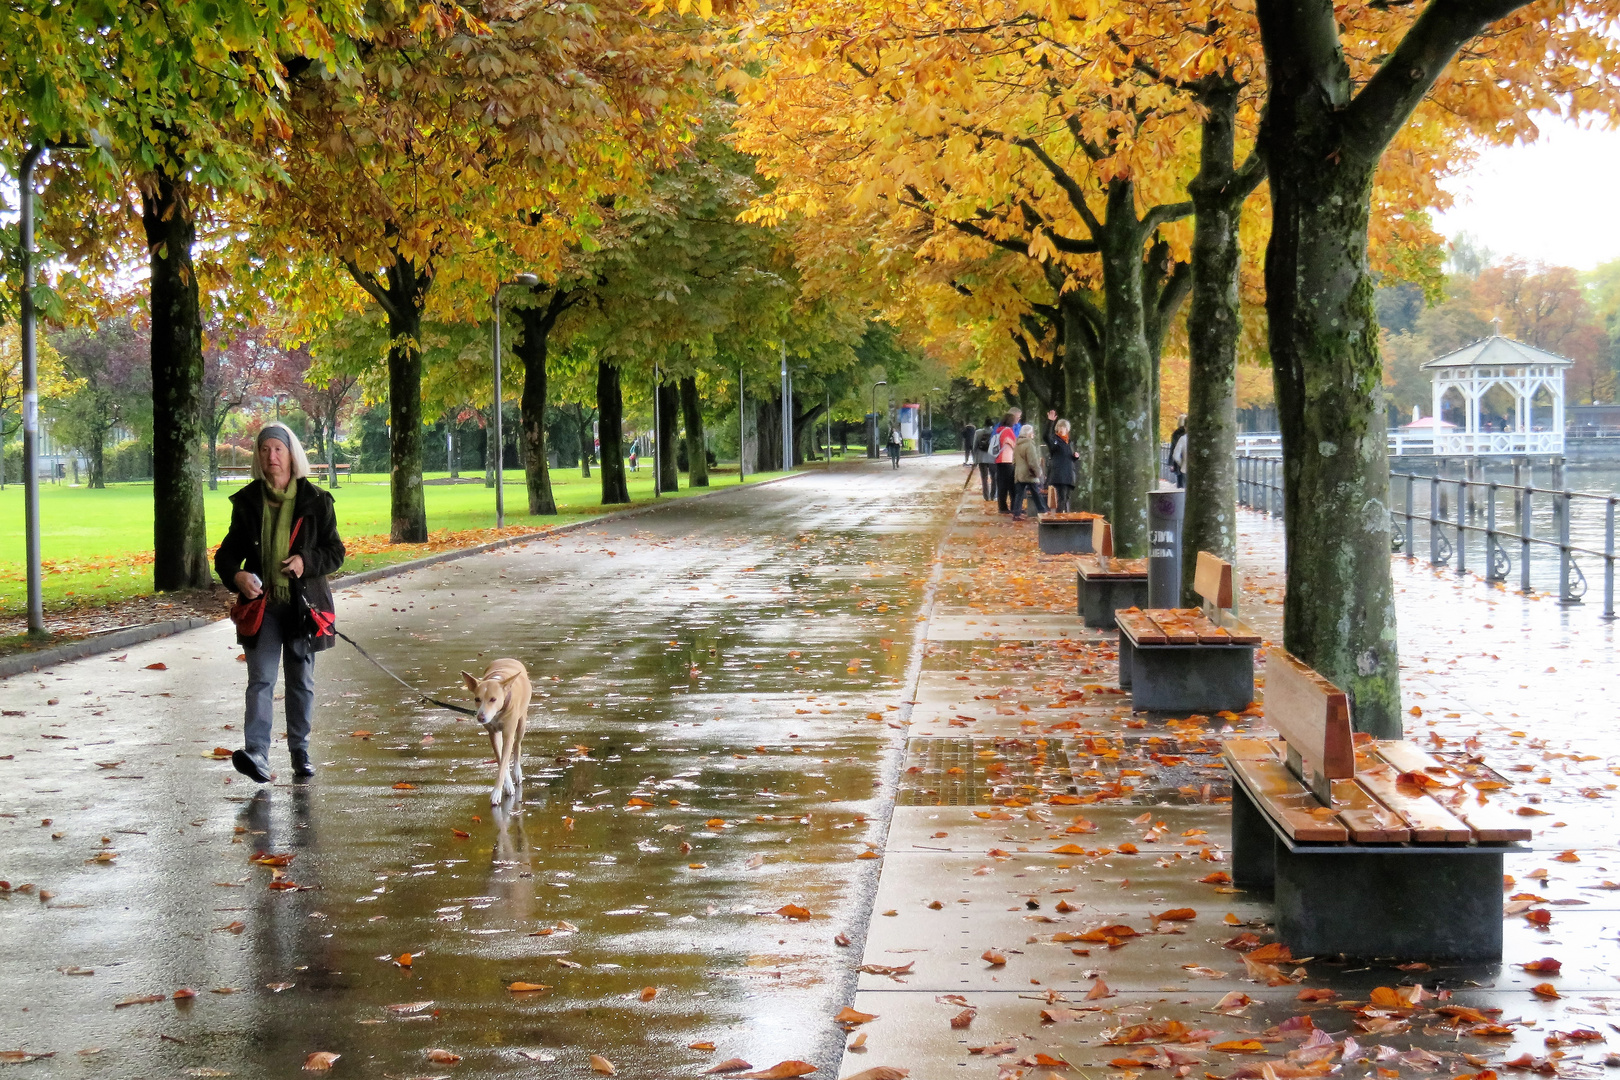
[215,424,346,783]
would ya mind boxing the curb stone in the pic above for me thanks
[0,471,810,681]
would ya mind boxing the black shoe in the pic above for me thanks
[231,749,271,784]
[290,749,316,779]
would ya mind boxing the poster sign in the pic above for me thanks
[898,404,920,442]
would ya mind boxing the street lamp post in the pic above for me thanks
[927,387,941,455]
[19,142,89,636]
[868,380,887,459]
[738,365,746,483]
[492,274,540,527]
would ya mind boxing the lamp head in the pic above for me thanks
[875,380,887,387]
[515,273,540,287]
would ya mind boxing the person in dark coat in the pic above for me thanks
[961,421,977,464]
[214,423,346,783]
[1044,413,1082,513]
[1168,414,1188,488]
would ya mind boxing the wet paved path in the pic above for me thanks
[842,485,1620,1080]
[0,460,962,1077]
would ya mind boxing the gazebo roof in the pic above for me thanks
[1421,334,1574,370]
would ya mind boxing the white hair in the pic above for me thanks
[251,423,312,481]
[1019,424,1034,437]
[1055,419,1071,436]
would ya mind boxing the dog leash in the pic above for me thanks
[334,628,479,716]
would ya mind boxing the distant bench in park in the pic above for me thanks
[1225,648,1528,960]
[1074,518,1148,630]
[1115,552,1260,712]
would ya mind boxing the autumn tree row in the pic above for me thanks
[727,0,1620,734]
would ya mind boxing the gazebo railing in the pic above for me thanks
[1237,455,1618,617]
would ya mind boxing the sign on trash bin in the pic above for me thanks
[1147,487,1185,608]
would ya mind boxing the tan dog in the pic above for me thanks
[461,659,533,805]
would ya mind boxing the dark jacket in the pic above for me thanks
[1045,431,1081,487]
[215,477,346,652]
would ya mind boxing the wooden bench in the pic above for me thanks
[1225,649,1528,960]
[1074,519,1148,629]
[1036,510,1100,554]
[1115,552,1260,712]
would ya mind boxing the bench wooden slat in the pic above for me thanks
[1373,741,1531,842]
[1225,740,1349,842]
[1221,621,1262,645]
[1147,610,1201,645]
[1329,778,1413,842]
[1262,648,1354,781]
[1353,761,1474,842]
[1116,610,1167,646]
[1076,554,1147,579]
[1194,551,1234,609]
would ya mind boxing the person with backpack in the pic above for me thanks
[972,417,996,499]
[887,426,902,468]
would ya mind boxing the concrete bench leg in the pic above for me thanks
[1274,848,1504,960]
[1116,633,1136,689]
[1078,574,1151,629]
[1126,646,1254,713]
[1230,782,1275,892]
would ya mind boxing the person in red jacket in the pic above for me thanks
[994,409,1019,514]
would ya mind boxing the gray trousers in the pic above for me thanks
[243,602,314,770]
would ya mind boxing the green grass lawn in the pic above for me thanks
[0,464,790,615]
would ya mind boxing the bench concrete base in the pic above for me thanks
[1077,572,1149,630]
[1037,520,1094,555]
[1231,782,1506,961]
[1117,635,1255,713]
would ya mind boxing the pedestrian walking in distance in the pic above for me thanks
[1045,411,1081,513]
[1168,414,1188,489]
[887,427,902,468]
[1011,423,1047,520]
[961,420,977,464]
[215,424,346,784]
[994,410,1018,513]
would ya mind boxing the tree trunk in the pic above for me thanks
[657,380,680,493]
[384,301,427,541]
[1258,2,1401,736]
[141,173,211,590]
[327,402,340,487]
[1058,294,1099,511]
[1095,180,1158,556]
[754,397,782,472]
[516,293,569,516]
[207,425,219,491]
[679,376,709,487]
[88,427,106,489]
[578,406,593,478]
[1181,78,1253,603]
[597,360,629,503]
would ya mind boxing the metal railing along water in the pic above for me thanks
[1236,454,1618,618]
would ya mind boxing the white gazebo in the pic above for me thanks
[1421,335,1570,456]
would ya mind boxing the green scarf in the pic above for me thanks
[261,480,297,604]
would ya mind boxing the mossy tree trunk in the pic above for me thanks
[1182,77,1266,602]
[1256,0,1524,736]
